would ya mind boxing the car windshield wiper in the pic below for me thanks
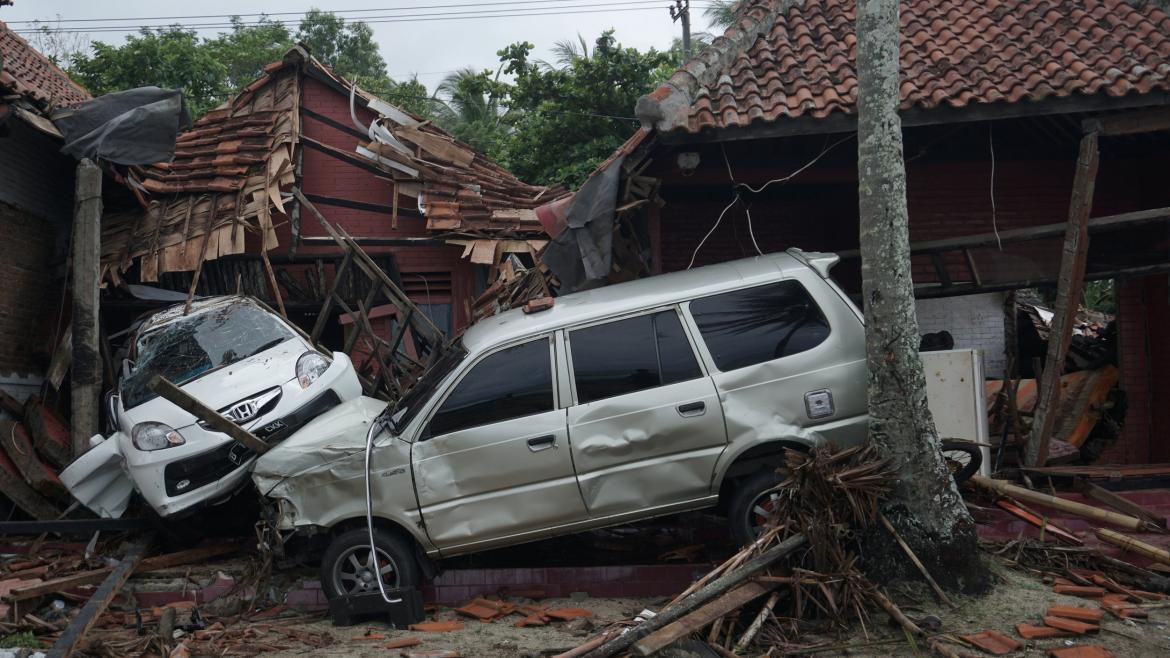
[245,338,287,359]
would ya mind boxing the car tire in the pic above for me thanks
[320,527,421,601]
[727,468,788,548]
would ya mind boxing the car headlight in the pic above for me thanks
[296,352,331,389]
[131,422,185,451]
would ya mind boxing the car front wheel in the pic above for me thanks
[727,468,789,548]
[320,527,421,601]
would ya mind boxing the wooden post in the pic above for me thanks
[147,376,269,455]
[1025,132,1100,466]
[71,159,103,458]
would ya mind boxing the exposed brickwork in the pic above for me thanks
[0,118,76,226]
[0,201,59,375]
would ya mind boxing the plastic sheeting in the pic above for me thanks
[51,87,188,165]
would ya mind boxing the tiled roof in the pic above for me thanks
[0,20,90,110]
[638,0,1170,134]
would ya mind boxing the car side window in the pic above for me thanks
[570,310,702,404]
[426,338,553,437]
[690,281,831,372]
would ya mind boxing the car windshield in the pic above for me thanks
[120,301,297,409]
[386,341,467,433]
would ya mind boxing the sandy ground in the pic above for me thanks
[258,560,1170,657]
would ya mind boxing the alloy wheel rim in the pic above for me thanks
[334,545,400,595]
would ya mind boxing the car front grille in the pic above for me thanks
[163,389,343,497]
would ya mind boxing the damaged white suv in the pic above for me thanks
[63,296,362,519]
[253,250,869,601]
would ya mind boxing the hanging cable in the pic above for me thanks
[686,196,739,270]
[363,418,403,606]
[989,123,1002,250]
[718,145,762,256]
[734,133,854,194]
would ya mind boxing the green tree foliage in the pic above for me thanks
[435,68,511,159]
[294,9,391,90]
[69,27,227,115]
[66,9,403,117]
[704,1,740,29]
[493,31,670,188]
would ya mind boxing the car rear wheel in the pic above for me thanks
[727,468,788,548]
[320,527,420,601]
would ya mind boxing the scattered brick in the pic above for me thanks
[1046,606,1105,623]
[1016,624,1074,640]
[545,608,594,621]
[382,637,422,649]
[959,629,1020,655]
[1043,616,1099,635]
[408,621,464,633]
[351,633,386,641]
[1052,585,1108,598]
[401,651,459,658]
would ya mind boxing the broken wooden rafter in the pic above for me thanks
[147,376,269,455]
[632,581,780,656]
[970,475,1144,531]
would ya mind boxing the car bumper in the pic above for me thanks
[120,355,361,517]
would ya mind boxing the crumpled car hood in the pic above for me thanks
[252,395,389,489]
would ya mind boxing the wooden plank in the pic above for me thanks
[1074,478,1167,529]
[583,534,806,658]
[47,535,152,658]
[0,448,61,520]
[147,376,269,455]
[45,328,72,391]
[7,542,244,602]
[260,248,288,319]
[1025,132,1099,467]
[1096,529,1170,566]
[633,581,777,655]
[310,249,354,345]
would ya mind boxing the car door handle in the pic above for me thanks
[527,435,557,452]
[677,401,706,417]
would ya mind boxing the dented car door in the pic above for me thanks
[565,309,727,516]
[411,336,588,553]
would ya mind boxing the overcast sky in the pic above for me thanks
[1,1,722,90]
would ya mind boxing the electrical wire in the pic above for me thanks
[3,0,682,24]
[734,133,855,194]
[363,417,402,605]
[989,123,1002,250]
[686,195,738,270]
[719,144,762,256]
[12,3,718,34]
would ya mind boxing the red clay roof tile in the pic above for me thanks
[665,0,1170,134]
[0,20,90,109]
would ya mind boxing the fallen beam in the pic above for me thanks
[1096,529,1170,567]
[148,375,268,455]
[583,533,806,658]
[970,475,1144,531]
[6,542,245,602]
[1074,478,1168,530]
[633,581,778,656]
[47,534,152,658]
[0,518,152,536]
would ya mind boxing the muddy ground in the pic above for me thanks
[257,560,1168,657]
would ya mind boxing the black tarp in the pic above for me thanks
[51,87,189,165]
[541,153,627,293]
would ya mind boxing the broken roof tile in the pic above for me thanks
[648,0,1170,134]
[0,20,90,110]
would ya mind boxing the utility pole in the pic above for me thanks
[71,159,102,458]
[670,0,692,59]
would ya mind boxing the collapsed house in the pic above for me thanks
[99,44,565,376]
[537,0,1170,467]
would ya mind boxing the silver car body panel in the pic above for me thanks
[257,250,868,555]
[251,396,433,550]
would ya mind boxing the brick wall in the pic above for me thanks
[0,200,59,376]
[915,293,1008,377]
[293,76,476,331]
[0,118,75,228]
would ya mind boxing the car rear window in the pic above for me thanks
[689,281,830,372]
[426,338,553,437]
[570,310,702,404]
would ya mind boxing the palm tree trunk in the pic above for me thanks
[855,0,987,592]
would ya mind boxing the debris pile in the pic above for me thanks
[0,392,72,521]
